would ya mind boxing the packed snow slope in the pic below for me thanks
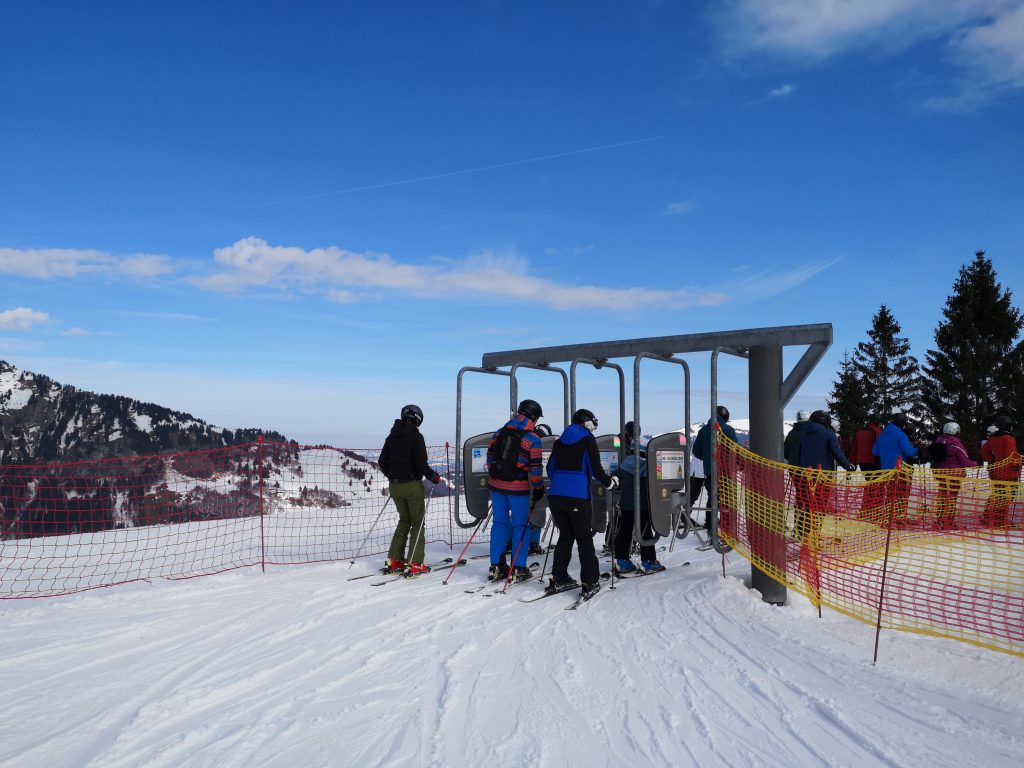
[2,540,1022,768]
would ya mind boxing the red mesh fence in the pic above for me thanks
[0,441,466,598]
[716,433,1024,657]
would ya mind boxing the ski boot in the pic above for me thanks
[406,562,430,576]
[641,560,666,573]
[580,581,602,601]
[544,577,579,596]
[614,558,637,574]
[382,558,406,574]
[511,566,533,583]
[488,563,510,582]
[528,542,545,556]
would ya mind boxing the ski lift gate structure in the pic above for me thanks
[455,323,833,605]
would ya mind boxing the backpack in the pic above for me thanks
[927,441,947,466]
[489,428,525,481]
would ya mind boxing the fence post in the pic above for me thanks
[258,436,266,573]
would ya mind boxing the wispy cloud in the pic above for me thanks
[665,200,696,215]
[0,307,49,331]
[0,248,175,279]
[187,237,730,311]
[112,311,216,322]
[742,83,795,107]
[61,327,90,337]
[729,256,841,299]
[716,0,1024,109]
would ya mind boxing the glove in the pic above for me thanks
[432,472,441,484]
[608,476,620,491]
[532,486,546,502]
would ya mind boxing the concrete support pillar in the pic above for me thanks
[748,345,788,605]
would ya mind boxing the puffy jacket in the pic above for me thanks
[379,419,437,482]
[613,454,648,513]
[784,421,811,466]
[693,417,739,462]
[932,434,977,470]
[486,415,544,495]
[981,433,1022,481]
[799,421,853,471]
[547,424,612,499]
[849,424,881,465]
[872,423,918,470]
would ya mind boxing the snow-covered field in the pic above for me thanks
[2,532,1022,768]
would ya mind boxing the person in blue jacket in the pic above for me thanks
[795,411,854,541]
[545,408,616,599]
[871,413,919,469]
[871,412,919,525]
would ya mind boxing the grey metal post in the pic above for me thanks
[632,352,690,547]
[510,362,570,431]
[708,345,746,553]
[569,358,626,453]
[454,366,511,529]
[748,344,787,605]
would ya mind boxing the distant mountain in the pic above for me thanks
[0,360,291,464]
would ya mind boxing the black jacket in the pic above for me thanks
[379,420,436,482]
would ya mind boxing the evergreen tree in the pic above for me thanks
[852,305,924,429]
[827,351,868,439]
[922,251,1023,452]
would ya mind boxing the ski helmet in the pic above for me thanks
[830,417,841,432]
[400,404,424,427]
[796,410,811,422]
[942,422,960,435]
[986,424,999,435]
[534,423,553,437]
[572,408,599,431]
[810,410,831,427]
[891,412,908,429]
[994,415,1013,432]
[716,405,730,422]
[623,420,635,443]
[516,399,543,421]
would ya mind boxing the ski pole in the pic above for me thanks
[608,502,620,590]
[537,517,554,581]
[501,499,535,593]
[349,495,393,567]
[443,508,492,585]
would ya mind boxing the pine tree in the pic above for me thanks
[852,305,924,430]
[922,251,1023,452]
[827,351,868,439]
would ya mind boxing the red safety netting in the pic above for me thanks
[0,441,468,598]
[716,433,1024,657]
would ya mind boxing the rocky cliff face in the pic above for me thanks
[0,360,290,464]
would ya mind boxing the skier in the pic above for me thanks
[930,422,976,530]
[850,415,882,471]
[784,410,812,467]
[612,435,664,574]
[486,400,546,582]
[545,408,617,599]
[872,413,919,526]
[379,404,441,574]
[981,415,1021,528]
[795,411,854,541]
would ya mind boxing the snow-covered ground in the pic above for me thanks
[2,533,1022,767]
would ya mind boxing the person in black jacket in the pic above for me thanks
[379,404,440,574]
[794,411,853,542]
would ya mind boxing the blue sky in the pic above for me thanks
[2,1,1023,447]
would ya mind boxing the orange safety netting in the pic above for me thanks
[0,441,465,599]
[716,434,1024,657]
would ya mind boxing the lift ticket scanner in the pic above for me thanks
[645,431,689,536]
[462,432,493,521]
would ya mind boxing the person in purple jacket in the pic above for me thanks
[931,421,978,530]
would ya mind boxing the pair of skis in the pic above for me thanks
[344,557,464,587]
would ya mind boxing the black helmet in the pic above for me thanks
[400,404,423,427]
[716,405,730,422]
[994,415,1013,432]
[891,412,908,429]
[623,421,635,442]
[534,423,553,437]
[572,408,599,431]
[516,399,543,421]
[810,410,831,427]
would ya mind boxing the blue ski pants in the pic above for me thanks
[489,491,531,567]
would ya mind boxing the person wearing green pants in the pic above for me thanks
[379,404,440,574]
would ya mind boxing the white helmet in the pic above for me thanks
[831,418,841,432]
[942,422,960,435]
[797,410,811,422]
[986,424,998,435]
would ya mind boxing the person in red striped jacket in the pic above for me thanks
[486,399,546,582]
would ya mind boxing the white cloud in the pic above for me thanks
[742,83,796,107]
[188,237,734,311]
[665,200,696,215]
[0,307,49,331]
[718,0,1024,108]
[61,327,90,337]
[0,248,176,279]
[730,256,842,299]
